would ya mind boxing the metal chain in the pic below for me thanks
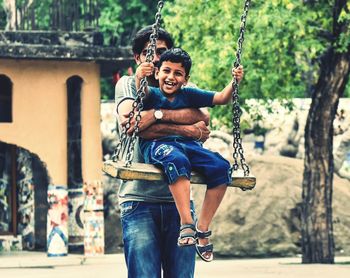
[112,0,165,167]
[231,0,251,176]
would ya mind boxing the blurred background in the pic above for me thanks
[0,0,349,264]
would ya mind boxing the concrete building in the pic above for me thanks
[0,19,132,254]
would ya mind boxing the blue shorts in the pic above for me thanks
[144,138,232,188]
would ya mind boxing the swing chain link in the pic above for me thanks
[231,0,251,176]
[112,0,165,167]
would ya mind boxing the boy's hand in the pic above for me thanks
[136,62,155,80]
[232,65,244,83]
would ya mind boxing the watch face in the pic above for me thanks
[155,110,163,120]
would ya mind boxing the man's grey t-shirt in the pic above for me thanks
[115,75,174,204]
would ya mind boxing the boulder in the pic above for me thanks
[192,155,350,257]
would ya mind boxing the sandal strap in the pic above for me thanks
[196,229,212,239]
[197,243,213,253]
[179,233,195,240]
[180,224,196,232]
[178,223,196,247]
[195,221,212,238]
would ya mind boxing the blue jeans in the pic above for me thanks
[146,139,232,188]
[120,201,196,278]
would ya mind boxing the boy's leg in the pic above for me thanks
[197,184,228,231]
[186,141,231,259]
[197,184,227,259]
[168,176,192,225]
[168,176,195,245]
[148,141,194,245]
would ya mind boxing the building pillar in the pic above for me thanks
[47,185,68,256]
[68,188,85,252]
[83,180,104,256]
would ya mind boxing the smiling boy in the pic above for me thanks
[135,47,244,262]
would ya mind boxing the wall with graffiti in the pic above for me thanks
[83,181,104,256]
[17,149,35,250]
[68,188,84,251]
[0,143,48,251]
[0,143,11,235]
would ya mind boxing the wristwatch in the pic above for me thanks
[154,109,163,122]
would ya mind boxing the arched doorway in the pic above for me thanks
[67,76,83,189]
[66,76,84,252]
[0,74,13,123]
[0,141,50,251]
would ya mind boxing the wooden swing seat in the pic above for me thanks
[103,160,256,190]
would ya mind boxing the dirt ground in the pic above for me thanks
[0,252,349,278]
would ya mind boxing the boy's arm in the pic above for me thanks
[213,65,244,105]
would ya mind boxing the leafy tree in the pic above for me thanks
[162,0,330,128]
[99,0,174,47]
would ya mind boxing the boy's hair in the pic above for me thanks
[159,48,192,76]
[132,25,174,55]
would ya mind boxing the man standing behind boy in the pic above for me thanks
[115,26,210,277]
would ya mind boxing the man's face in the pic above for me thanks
[134,40,168,67]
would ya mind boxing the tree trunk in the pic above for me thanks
[302,48,350,263]
[301,0,350,263]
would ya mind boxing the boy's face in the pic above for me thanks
[155,61,189,97]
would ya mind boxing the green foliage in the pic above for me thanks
[31,0,52,30]
[98,0,123,46]
[344,81,350,98]
[100,77,115,101]
[162,0,341,129]
[100,0,174,46]
[336,2,350,52]
[0,0,6,29]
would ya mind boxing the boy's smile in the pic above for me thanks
[156,61,189,98]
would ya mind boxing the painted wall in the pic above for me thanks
[0,59,103,185]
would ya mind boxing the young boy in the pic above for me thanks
[135,47,244,262]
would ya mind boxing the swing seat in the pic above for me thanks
[103,160,256,190]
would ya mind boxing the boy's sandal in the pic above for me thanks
[178,223,197,247]
[196,226,214,262]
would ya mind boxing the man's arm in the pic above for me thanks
[162,108,209,125]
[118,98,210,140]
[139,121,210,142]
[120,107,209,129]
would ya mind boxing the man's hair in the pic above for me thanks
[132,25,174,54]
[159,48,192,76]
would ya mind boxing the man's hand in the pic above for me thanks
[191,121,210,142]
[122,109,156,135]
[136,62,155,80]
